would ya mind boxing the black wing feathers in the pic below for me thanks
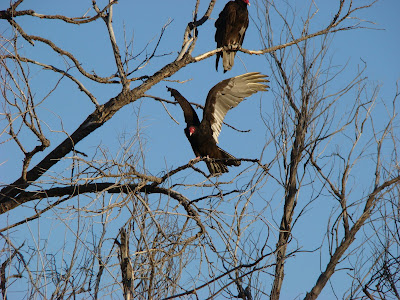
[167,87,200,126]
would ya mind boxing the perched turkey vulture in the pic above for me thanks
[167,72,269,175]
[215,0,249,73]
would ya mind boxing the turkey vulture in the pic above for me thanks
[167,72,269,175]
[215,0,249,73]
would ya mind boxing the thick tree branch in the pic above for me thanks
[304,175,400,300]
[0,54,195,213]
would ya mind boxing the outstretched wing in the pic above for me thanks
[201,72,269,143]
[167,87,201,126]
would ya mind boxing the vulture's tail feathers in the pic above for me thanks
[215,53,221,71]
[206,147,241,175]
[222,51,236,73]
[206,161,228,175]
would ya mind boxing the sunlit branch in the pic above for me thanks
[93,0,128,90]
[177,0,216,61]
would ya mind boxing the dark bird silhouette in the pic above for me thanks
[167,72,269,175]
[215,0,249,73]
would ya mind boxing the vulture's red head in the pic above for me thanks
[188,126,196,136]
[242,0,250,5]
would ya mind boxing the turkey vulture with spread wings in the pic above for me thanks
[215,0,249,72]
[167,72,269,175]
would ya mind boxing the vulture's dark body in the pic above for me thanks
[167,72,269,175]
[185,124,239,174]
[215,0,249,72]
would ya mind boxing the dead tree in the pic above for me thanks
[1,0,397,299]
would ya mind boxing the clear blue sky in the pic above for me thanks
[1,0,399,298]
